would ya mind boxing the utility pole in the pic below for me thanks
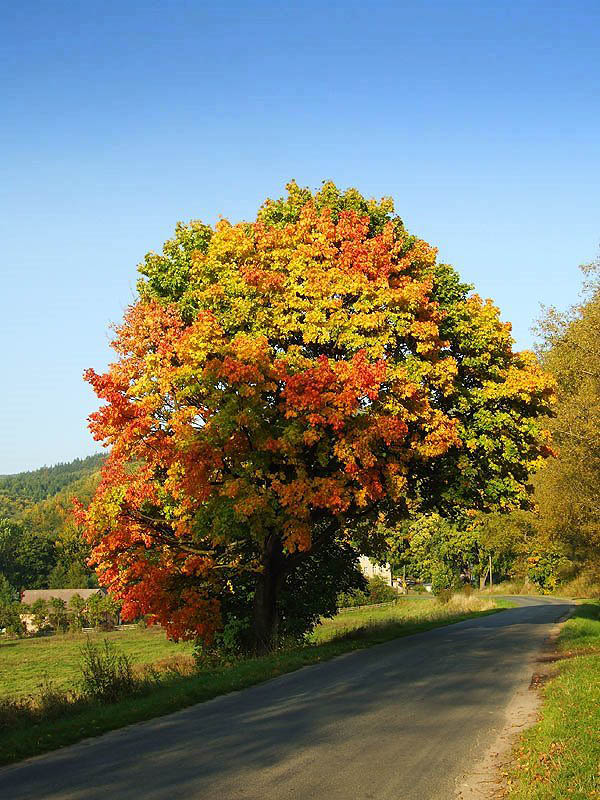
[489,554,493,593]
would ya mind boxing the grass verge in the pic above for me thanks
[0,595,508,767]
[504,601,600,800]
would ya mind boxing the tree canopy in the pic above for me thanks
[79,181,554,649]
[534,260,600,568]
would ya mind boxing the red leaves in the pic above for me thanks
[280,351,387,423]
[78,199,461,641]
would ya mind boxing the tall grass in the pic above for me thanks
[557,572,600,599]
[482,579,542,596]
[0,639,163,732]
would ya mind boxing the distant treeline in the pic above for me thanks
[0,454,107,594]
[0,454,105,508]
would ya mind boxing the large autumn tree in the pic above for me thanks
[79,182,554,650]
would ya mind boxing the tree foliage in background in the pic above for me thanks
[534,260,600,570]
[388,514,478,591]
[80,181,554,651]
[0,519,55,591]
[0,465,101,591]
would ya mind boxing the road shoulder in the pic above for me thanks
[456,604,575,800]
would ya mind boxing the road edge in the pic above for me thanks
[455,602,575,800]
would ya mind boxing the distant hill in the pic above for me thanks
[0,454,106,515]
[0,454,107,591]
[19,469,103,539]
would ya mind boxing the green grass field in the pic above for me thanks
[311,592,500,642]
[0,626,194,699]
[505,601,600,800]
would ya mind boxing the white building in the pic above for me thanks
[358,556,397,587]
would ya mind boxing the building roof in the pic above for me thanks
[20,588,103,605]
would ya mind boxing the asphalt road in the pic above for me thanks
[0,596,572,800]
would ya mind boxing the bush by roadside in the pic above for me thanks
[338,575,398,607]
[557,571,600,599]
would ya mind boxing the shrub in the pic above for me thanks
[365,576,398,604]
[339,576,397,608]
[436,588,453,605]
[0,602,25,637]
[85,594,105,629]
[30,598,49,631]
[68,617,83,633]
[0,574,16,606]
[68,594,86,630]
[527,550,571,593]
[79,639,136,703]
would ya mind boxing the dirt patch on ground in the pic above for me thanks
[455,611,573,800]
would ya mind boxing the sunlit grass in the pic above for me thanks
[505,601,600,800]
[311,592,496,644]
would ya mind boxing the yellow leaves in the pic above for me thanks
[482,350,557,404]
[412,411,461,458]
[303,429,321,446]
[385,471,408,502]
[82,182,559,649]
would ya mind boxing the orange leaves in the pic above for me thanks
[282,520,312,552]
[280,351,387,424]
[81,190,464,644]
[272,476,351,516]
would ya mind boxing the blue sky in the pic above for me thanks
[1,0,599,474]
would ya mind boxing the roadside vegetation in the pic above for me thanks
[0,591,508,766]
[0,625,194,699]
[503,601,600,800]
[480,572,600,600]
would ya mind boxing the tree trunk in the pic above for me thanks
[252,535,284,654]
[479,564,489,590]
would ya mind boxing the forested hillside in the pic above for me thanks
[0,454,105,516]
[0,455,105,592]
